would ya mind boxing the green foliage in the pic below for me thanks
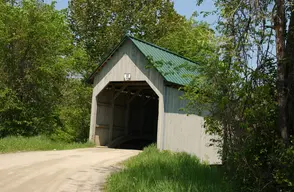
[0,0,71,137]
[0,0,91,143]
[145,18,218,85]
[183,40,294,191]
[0,135,94,153]
[2,2,292,192]
[106,145,233,192]
[183,1,294,191]
[156,18,217,65]
[53,79,92,142]
[68,0,185,75]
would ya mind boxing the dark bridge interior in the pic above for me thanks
[95,81,159,150]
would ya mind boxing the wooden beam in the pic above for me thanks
[109,82,148,87]
[140,106,144,136]
[127,89,142,104]
[97,102,125,109]
[97,102,111,107]
[143,97,151,106]
[105,87,157,99]
[113,125,125,131]
[96,124,109,129]
[114,84,127,100]
[124,102,130,136]
[108,90,114,144]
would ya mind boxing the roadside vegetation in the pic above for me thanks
[0,136,94,153]
[1,0,294,191]
[106,145,233,192]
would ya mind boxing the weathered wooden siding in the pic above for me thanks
[163,86,220,164]
[95,91,128,144]
[90,39,220,164]
[90,40,165,147]
[95,90,111,145]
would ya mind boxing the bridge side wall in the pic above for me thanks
[163,86,221,164]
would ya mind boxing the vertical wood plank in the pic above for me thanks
[108,89,114,144]
[125,102,130,136]
[140,104,145,136]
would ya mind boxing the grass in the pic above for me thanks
[106,144,233,192]
[0,136,95,153]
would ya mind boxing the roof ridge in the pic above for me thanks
[127,35,197,64]
[87,35,197,85]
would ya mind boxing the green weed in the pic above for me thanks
[106,144,233,192]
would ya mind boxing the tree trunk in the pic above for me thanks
[274,0,289,144]
[285,9,294,139]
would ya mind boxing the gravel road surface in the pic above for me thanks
[0,148,140,192]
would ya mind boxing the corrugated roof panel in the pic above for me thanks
[129,36,197,86]
[87,35,198,85]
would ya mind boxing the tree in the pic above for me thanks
[156,18,216,64]
[68,0,185,76]
[0,0,72,136]
[52,79,92,143]
[274,0,294,144]
[188,0,294,191]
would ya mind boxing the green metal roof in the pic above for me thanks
[88,36,197,86]
[129,36,197,86]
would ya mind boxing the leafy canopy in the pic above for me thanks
[68,0,185,76]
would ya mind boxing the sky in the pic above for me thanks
[46,1,262,68]
[48,0,217,25]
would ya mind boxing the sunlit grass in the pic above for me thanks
[106,144,233,192]
[105,145,233,192]
[0,136,94,153]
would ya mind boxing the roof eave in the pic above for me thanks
[86,36,130,84]
[164,80,185,89]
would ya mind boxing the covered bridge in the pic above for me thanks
[88,36,219,164]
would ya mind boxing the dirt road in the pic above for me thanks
[0,148,140,192]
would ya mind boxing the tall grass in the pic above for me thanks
[0,136,94,153]
[106,144,233,192]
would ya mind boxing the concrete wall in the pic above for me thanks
[90,40,165,147]
[163,86,221,164]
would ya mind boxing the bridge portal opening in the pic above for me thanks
[95,81,159,150]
